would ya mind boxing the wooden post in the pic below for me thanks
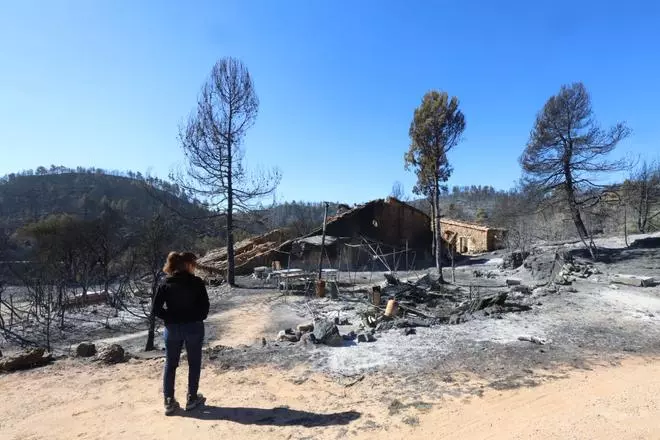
[318,202,329,280]
[451,246,456,283]
[624,203,629,248]
[405,239,409,272]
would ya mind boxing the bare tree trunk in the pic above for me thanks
[451,247,456,283]
[433,180,444,282]
[640,183,650,233]
[624,203,629,247]
[564,163,594,258]
[0,288,4,331]
[430,197,436,262]
[58,284,65,329]
[567,192,589,239]
[145,279,158,351]
[145,310,156,351]
[226,141,235,286]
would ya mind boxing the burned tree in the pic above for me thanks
[178,57,280,286]
[521,82,631,252]
[623,159,660,233]
[390,181,405,200]
[139,214,176,352]
[405,91,465,281]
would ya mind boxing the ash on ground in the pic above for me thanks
[205,232,660,383]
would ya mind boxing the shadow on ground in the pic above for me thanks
[568,243,659,265]
[178,405,361,427]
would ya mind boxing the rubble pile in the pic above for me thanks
[274,272,534,347]
[364,274,526,330]
[554,258,600,285]
[276,319,377,346]
[197,228,295,278]
[524,251,599,286]
[501,250,531,269]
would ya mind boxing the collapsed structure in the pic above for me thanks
[198,197,507,278]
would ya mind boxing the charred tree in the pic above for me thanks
[520,82,631,256]
[177,58,280,286]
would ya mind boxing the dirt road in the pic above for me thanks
[1,355,659,439]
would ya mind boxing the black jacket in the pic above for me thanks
[152,272,210,325]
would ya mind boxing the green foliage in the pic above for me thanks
[405,91,465,197]
[521,82,630,192]
[475,208,488,224]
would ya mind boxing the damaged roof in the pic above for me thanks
[294,235,342,246]
[304,197,430,238]
[440,218,507,232]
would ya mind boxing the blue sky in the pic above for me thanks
[1,1,658,205]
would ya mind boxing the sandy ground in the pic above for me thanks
[1,355,659,439]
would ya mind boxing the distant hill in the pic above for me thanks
[0,167,211,234]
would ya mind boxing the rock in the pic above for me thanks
[311,320,343,347]
[502,250,530,269]
[525,251,571,284]
[334,317,350,326]
[0,349,2,358]
[506,279,522,286]
[554,273,574,285]
[356,333,376,343]
[0,348,53,372]
[401,328,416,336]
[342,331,357,341]
[296,323,314,333]
[277,330,299,343]
[510,285,532,295]
[97,344,125,364]
[76,342,97,358]
[518,336,547,345]
[611,274,655,288]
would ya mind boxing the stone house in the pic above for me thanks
[439,218,507,254]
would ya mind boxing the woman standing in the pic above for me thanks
[152,251,210,415]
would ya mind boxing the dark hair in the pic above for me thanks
[180,252,198,266]
[162,251,197,275]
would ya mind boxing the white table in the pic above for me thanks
[270,269,305,290]
[321,268,339,281]
[252,266,271,280]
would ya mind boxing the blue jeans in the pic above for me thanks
[163,321,204,399]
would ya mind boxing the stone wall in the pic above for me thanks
[440,219,489,254]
